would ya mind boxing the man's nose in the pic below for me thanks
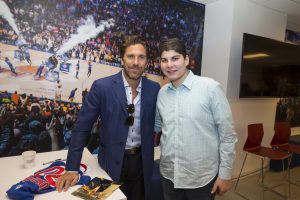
[133,57,139,65]
[166,60,173,68]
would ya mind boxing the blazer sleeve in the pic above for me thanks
[66,81,102,171]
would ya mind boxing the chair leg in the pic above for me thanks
[234,153,250,199]
[234,153,248,192]
[261,157,264,185]
[283,157,291,199]
[287,153,296,184]
[286,153,300,197]
[235,154,288,199]
[260,157,289,199]
[287,154,292,181]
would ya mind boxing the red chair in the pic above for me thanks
[271,122,300,187]
[235,123,290,199]
[271,122,300,155]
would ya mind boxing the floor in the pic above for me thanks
[216,167,300,200]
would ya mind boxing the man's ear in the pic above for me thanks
[185,55,190,67]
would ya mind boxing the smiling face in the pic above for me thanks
[160,50,189,87]
[122,44,147,81]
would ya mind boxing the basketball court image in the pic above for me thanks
[0,43,168,103]
[0,0,204,103]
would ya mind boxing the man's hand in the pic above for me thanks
[211,177,232,195]
[154,131,162,146]
[56,172,79,192]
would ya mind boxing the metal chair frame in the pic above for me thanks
[235,123,290,200]
[271,122,300,189]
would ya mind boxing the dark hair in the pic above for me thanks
[37,131,52,153]
[119,35,148,59]
[159,38,187,58]
[18,134,38,152]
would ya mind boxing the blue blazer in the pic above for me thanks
[66,71,160,199]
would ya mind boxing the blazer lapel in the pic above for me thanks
[112,71,127,115]
[140,77,147,121]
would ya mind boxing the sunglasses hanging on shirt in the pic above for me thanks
[125,103,135,126]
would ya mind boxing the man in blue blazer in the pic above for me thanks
[56,35,160,200]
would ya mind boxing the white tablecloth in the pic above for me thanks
[0,148,126,200]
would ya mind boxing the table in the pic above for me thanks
[0,148,126,200]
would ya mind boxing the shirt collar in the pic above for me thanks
[167,70,194,90]
[122,70,142,92]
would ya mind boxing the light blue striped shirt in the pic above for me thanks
[122,71,142,149]
[155,71,237,188]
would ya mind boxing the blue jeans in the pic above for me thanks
[161,176,216,200]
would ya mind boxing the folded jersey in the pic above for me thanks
[6,160,91,200]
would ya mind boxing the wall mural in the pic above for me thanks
[275,29,300,127]
[0,0,205,157]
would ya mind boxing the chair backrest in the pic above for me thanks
[244,123,264,150]
[270,122,291,146]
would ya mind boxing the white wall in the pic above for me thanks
[202,0,287,177]
[201,0,234,94]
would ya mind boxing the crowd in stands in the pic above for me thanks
[286,30,300,46]
[276,97,300,127]
[0,0,204,75]
[0,90,100,158]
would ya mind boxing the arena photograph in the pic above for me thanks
[1,0,205,102]
[0,0,205,156]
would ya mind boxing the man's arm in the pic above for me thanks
[154,103,162,146]
[154,103,162,133]
[66,81,103,171]
[210,84,238,195]
[56,81,102,192]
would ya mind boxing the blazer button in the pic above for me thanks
[120,142,124,146]
[116,161,120,165]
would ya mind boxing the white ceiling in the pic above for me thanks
[193,0,300,28]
